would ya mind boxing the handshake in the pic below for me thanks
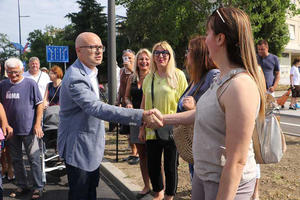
[142,108,164,129]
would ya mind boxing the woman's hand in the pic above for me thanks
[182,96,196,110]
[138,126,146,143]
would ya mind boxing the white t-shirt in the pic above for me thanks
[23,70,51,98]
[290,65,300,85]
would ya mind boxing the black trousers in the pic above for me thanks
[66,164,100,200]
[146,139,179,196]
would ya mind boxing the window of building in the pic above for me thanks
[289,24,295,40]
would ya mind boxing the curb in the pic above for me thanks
[279,112,300,119]
[100,158,153,200]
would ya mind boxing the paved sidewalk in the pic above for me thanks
[275,90,300,118]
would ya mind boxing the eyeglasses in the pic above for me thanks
[79,45,105,53]
[6,70,21,75]
[153,50,170,58]
[216,9,225,23]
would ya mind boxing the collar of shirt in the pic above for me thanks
[81,62,99,99]
[82,63,98,79]
[10,77,24,85]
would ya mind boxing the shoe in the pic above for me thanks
[136,190,151,199]
[9,188,30,198]
[7,175,15,181]
[31,189,43,200]
[289,106,296,110]
[122,155,136,162]
[128,156,139,165]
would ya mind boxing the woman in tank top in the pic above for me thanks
[124,48,151,198]
[162,7,266,200]
[43,65,63,107]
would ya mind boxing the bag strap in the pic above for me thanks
[36,71,42,84]
[151,74,155,109]
[48,82,61,105]
[190,73,207,98]
[217,68,246,99]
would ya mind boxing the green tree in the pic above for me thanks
[117,0,215,68]
[191,0,299,56]
[0,33,18,64]
[66,0,108,81]
[27,26,69,69]
[118,0,299,58]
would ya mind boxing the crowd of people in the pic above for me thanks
[0,6,297,200]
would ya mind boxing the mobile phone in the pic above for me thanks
[123,56,129,63]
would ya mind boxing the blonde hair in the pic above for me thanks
[150,41,178,88]
[133,48,151,81]
[207,7,266,119]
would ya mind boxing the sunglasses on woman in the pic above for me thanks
[153,50,170,57]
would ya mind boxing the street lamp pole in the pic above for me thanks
[17,0,22,57]
[17,0,30,58]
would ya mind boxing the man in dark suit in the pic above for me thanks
[58,32,162,200]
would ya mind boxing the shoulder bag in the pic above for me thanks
[172,75,206,164]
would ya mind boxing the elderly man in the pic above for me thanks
[24,57,50,98]
[58,32,162,200]
[0,57,44,199]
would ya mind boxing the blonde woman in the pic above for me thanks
[139,41,187,200]
[162,7,266,200]
[125,48,151,198]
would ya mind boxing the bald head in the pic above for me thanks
[75,32,100,48]
[75,32,103,68]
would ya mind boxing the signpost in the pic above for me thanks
[46,46,69,71]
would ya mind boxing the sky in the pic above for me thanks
[0,0,126,47]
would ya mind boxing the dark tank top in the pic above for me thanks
[130,76,143,109]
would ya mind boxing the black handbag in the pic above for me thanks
[151,74,173,141]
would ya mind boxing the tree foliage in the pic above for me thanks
[0,33,18,64]
[26,26,72,69]
[117,0,215,68]
[118,0,299,59]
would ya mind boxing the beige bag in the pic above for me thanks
[173,124,194,164]
[252,94,287,164]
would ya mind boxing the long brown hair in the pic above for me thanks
[186,35,217,84]
[207,7,266,118]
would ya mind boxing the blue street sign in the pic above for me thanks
[46,46,69,63]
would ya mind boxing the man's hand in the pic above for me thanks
[2,123,13,139]
[142,108,163,129]
[182,96,196,110]
[33,124,44,139]
[268,86,275,93]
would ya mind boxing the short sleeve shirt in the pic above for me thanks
[142,68,188,140]
[257,53,280,89]
[24,70,51,98]
[290,65,300,85]
[0,78,43,135]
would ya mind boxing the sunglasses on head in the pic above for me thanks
[153,50,170,57]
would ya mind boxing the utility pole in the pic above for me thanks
[17,0,30,58]
[108,0,118,162]
[108,0,117,105]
